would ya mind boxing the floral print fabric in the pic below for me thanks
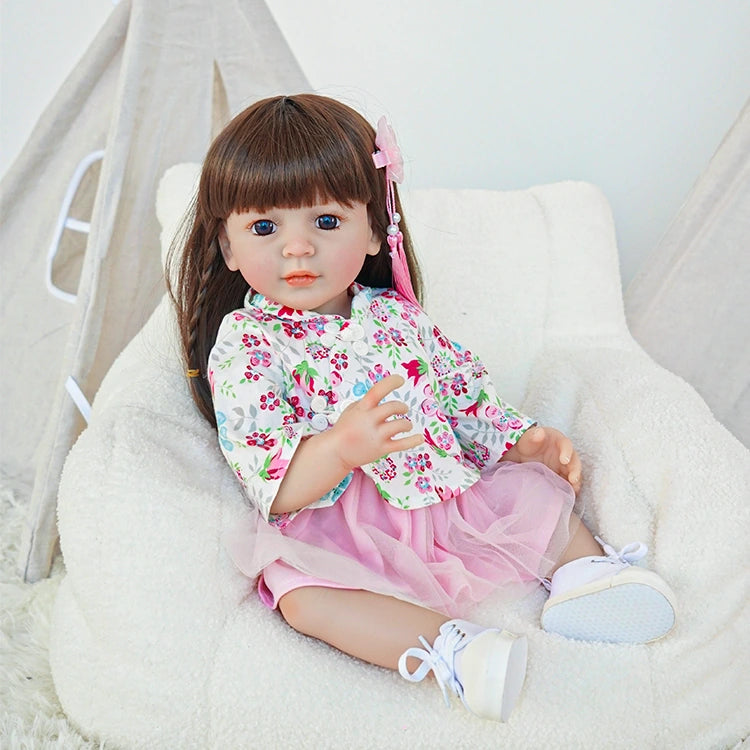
[209,284,534,525]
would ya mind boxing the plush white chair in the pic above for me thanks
[50,165,749,749]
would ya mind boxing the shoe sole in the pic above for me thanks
[461,630,528,722]
[541,568,676,644]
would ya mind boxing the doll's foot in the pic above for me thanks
[541,538,676,644]
[398,619,527,722]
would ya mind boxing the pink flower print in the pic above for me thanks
[415,476,432,494]
[400,311,418,329]
[286,395,306,418]
[436,484,460,502]
[249,349,271,368]
[372,457,397,481]
[370,299,390,322]
[278,306,302,317]
[317,388,338,406]
[264,448,290,481]
[330,370,343,388]
[269,512,291,530]
[455,349,473,367]
[402,358,426,386]
[233,312,246,322]
[465,441,490,469]
[259,391,281,411]
[306,342,330,361]
[388,328,406,346]
[415,452,432,473]
[420,397,438,417]
[246,431,276,450]
[431,352,452,377]
[282,423,298,438]
[508,417,524,430]
[282,320,307,339]
[433,327,450,349]
[373,329,391,347]
[438,380,451,398]
[471,360,486,379]
[450,374,468,396]
[241,332,262,348]
[435,431,455,451]
[403,453,418,471]
[331,352,349,371]
[368,364,391,383]
[485,404,508,431]
[307,318,327,335]
[243,367,261,383]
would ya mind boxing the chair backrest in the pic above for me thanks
[406,183,627,406]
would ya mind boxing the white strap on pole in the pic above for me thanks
[65,376,92,424]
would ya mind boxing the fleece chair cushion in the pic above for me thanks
[50,165,750,749]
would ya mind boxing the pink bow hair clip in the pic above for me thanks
[371,116,419,307]
[372,116,404,184]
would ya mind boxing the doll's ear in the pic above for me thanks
[366,225,381,256]
[218,224,239,271]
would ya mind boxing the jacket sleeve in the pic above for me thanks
[209,311,351,525]
[417,311,535,468]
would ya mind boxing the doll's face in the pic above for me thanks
[219,201,380,317]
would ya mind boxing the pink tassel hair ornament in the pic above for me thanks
[372,116,420,307]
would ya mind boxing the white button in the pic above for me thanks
[324,322,339,334]
[348,323,365,340]
[352,340,368,355]
[339,326,355,341]
[311,414,329,430]
[320,333,336,347]
[310,395,328,413]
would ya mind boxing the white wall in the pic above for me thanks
[1,0,748,286]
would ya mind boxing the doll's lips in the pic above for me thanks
[284,271,319,287]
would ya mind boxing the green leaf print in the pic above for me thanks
[219,380,236,399]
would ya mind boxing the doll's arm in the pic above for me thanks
[500,425,582,493]
[270,375,423,515]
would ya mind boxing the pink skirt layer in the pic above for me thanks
[226,461,576,618]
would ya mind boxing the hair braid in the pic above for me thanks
[184,252,219,424]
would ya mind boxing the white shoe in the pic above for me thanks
[541,538,676,644]
[398,619,527,722]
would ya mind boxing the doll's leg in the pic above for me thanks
[278,586,527,722]
[278,586,446,670]
[549,513,603,573]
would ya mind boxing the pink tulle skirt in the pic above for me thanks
[226,461,576,618]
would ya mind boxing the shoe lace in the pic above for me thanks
[398,624,466,707]
[595,536,648,564]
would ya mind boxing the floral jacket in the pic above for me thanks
[209,284,534,525]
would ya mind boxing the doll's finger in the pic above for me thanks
[374,399,410,421]
[382,416,413,439]
[362,374,405,406]
[387,432,424,452]
[558,436,574,465]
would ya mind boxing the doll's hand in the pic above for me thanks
[501,426,582,493]
[330,374,423,470]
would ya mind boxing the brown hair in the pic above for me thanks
[167,94,422,426]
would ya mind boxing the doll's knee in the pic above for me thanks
[278,586,325,635]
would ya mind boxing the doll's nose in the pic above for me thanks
[282,236,315,257]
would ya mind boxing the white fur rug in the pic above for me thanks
[0,476,98,749]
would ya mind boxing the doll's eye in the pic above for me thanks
[315,214,340,230]
[251,220,276,236]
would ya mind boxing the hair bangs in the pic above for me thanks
[202,96,376,219]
